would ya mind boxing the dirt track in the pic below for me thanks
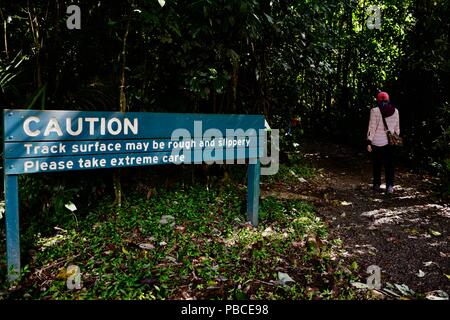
[265,141,450,297]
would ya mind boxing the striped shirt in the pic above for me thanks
[367,107,400,147]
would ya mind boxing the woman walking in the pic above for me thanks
[367,91,400,194]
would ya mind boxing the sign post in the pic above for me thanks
[4,175,20,281]
[2,109,267,281]
[247,160,260,227]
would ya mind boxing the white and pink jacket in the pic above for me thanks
[367,107,400,147]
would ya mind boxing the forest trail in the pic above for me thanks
[263,141,450,297]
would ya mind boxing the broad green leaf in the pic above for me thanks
[394,283,415,296]
[65,202,77,212]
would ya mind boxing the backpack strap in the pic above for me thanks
[379,108,392,135]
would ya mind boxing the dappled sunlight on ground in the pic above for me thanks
[352,244,378,256]
[269,141,450,297]
[360,204,449,227]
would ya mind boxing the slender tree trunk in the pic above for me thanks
[28,1,42,89]
[113,18,131,207]
[119,19,130,114]
[340,0,353,111]
[0,8,9,59]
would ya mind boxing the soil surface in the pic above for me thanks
[264,141,450,297]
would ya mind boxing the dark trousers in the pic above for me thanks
[372,145,395,187]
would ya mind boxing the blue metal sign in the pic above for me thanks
[2,109,265,281]
[4,110,263,141]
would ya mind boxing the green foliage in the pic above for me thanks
[262,145,317,185]
[17,173,107,239]
[263,163,316,186]
[0,0,448,298]
[431,104,450,198]
[0,51,27,98]
[0,0,448,191]
[0,183,359,300]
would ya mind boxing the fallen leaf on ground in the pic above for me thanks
[350,282,368,289]
[416,270,426,278]
[165,256,177,263]
[382,288,400,297]
[426,290,449,300]
[278,272,295,285]
[182,291,194,300]
[429,229,442,237]
[394,283,415,296]
[138,243,155,250]
[159,215,175,225]
[262,227,273,237]
[291,241,305,248]
[405,228,419,235]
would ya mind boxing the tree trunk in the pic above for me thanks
[113,18,131,207]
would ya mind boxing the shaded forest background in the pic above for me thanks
[0,0,449,215]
